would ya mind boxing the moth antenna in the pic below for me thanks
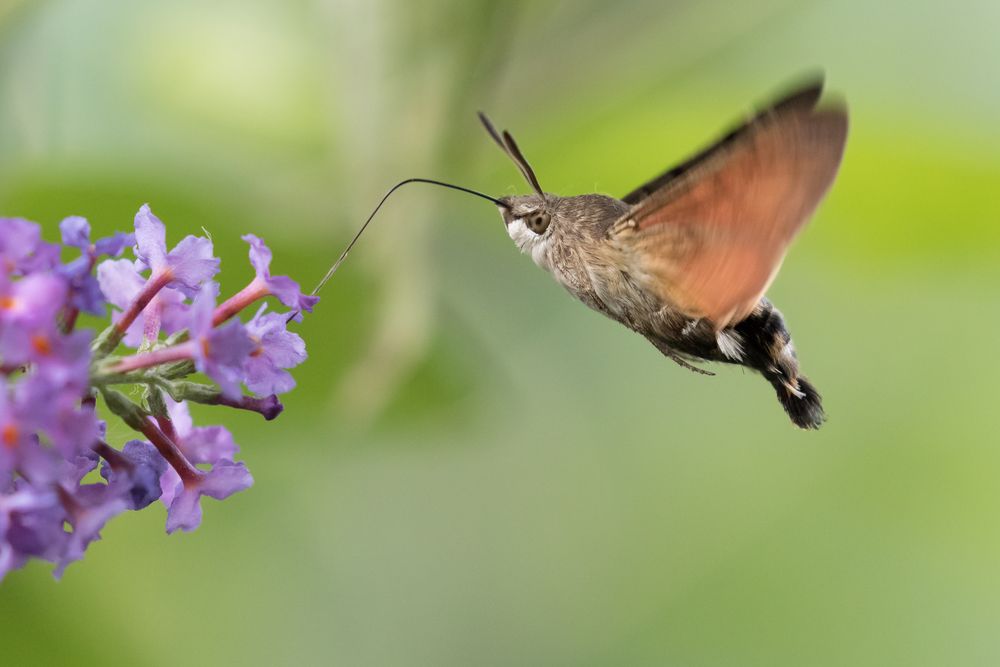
[287,178,509,322]
[500,129,544,198]
[478,112,545,198]
[477,112,507,153]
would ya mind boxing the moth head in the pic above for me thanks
[496,193,563,259]
[478,112,561,262]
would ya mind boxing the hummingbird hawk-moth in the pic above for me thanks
[311,77,847,429]
[478,77,847,428]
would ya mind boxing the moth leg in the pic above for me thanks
[666,351,716,376]
[647,336,716,376]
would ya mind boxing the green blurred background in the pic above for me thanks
[2,0,999,665]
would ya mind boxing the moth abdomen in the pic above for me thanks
[732,299,825,429]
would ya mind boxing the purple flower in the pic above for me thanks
[53,483,128,578]
[60,258,106,316]
[187,286,254,399]
[14,375,100,462]
[60,217,91,248]
[0,379,55,482]
[243,234,319,316]
[134,205,219,297]
[164,460,253,534]
[101,440,167,510]
[0,484,64,582]
[0,273,90,388]
[158,398,240,509]
[0,203,311,581]
[0,273,67,329]
[0,325,92,390]
[60,216,132,256]
[58,217,133,316]
[166,397,239,464]
[96,258,190,347]
[63,450,100,486]
[243,305,307,395]
[0,219,59,276]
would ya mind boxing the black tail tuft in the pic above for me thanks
[772,375,825,430]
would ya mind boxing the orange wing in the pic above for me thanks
[611,80,848,330]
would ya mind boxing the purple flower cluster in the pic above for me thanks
[0,207,317,581]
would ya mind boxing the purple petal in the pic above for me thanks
[188,286,253,398]
[187,284,216,337]
[16,374,100,459]
[0,218,39,246]
[1,327,92,391]
[198,460,254,499]
[159,467,182,509]
[99,260,192,347]
[249,312,307,367]
[166,235,220,296]
[164,397,195,437]
[21,242,61,274]
[243,362,295,396]
[156,287,193,336]
[164,461,253,534]
[0,219,47,275]
[240,234,318,316]
[201,321,254,398]
[0,273,68,328]
[96,258,144,309]
[101,440,168,510]
[267,275,319,314]
[208,321,256,368]
[184,426,239,464]
[71,276,106,315]
[242,233,271,279]
[54,486,127,579]
[27,328,92,389]
[0,436,63,488]
[243,310,307,395]
[94,232,133,258]
[0,484,59,582]
[164,398,240,464]
[133,204,168,272]
[164,483,200,533]
[59,217,91,248]
[1,485,66,571]
[63,451,100,485]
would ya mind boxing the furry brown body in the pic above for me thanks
[501,193,824,428]
[481,79,846,428]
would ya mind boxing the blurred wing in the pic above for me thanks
[611,81,847,329]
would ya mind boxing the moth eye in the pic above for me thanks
[525,211,550,235]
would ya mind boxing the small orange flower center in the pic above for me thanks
[2,423,19,449]
[201,338,211,357]
[0,295,17,311]
[31,333,52,356]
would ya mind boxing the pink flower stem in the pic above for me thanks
[61,252,96,333]
[213,278,268,326]
[93,440,131,471]
[138,417,201,483]
[108,341,195,375]
[155,414,177,443]
[97,269,173,354]
[62,307,80,333]
[100,388,199,483]
[56,484,82,515]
